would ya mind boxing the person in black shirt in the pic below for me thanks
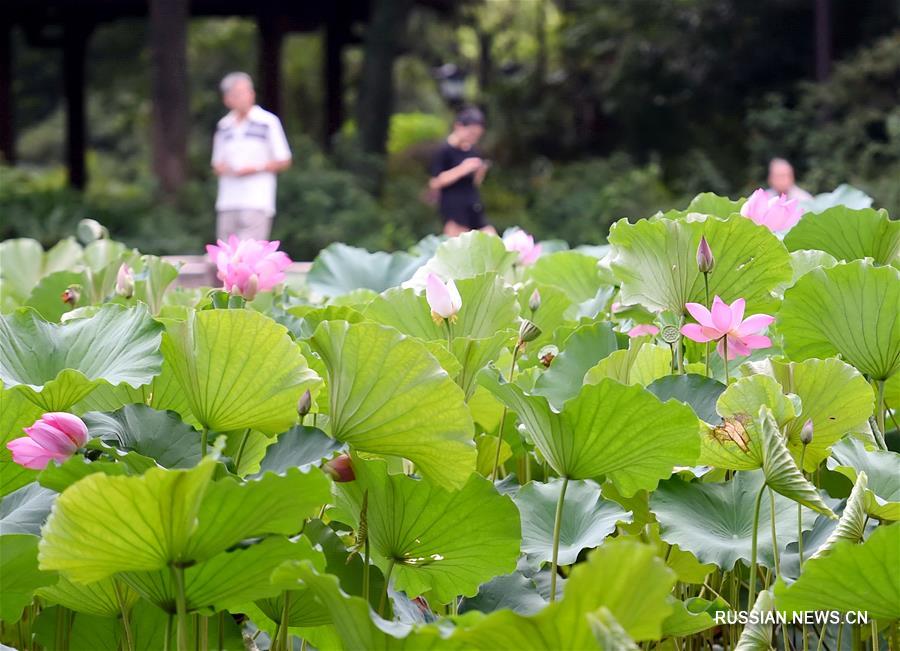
[428,108,496,237]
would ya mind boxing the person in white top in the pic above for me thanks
[212,72,292,240]
[766,158,813,202]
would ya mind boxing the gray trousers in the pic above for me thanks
[216,209,273,241]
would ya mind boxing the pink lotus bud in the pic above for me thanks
[297,390,312,417]
[528,288,541,313]
[115,263,134,298]
[7,413,89,470]
[696,236,715,273]
[323,454,355,482]
[800,419,814,445]
[425,273,462,321]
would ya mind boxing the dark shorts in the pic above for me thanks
[442,202,488,230]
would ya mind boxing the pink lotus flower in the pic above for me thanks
[323,454,355,482]
[681,296,774,360]
[503,230,542,265]
[425,273,462,321]
[740,189,804,232]
[206,236,292,300]
[7,413,89,470]
[628,324,660,338]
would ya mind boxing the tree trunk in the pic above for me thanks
[257,14,283,118]
[323,19,346,150]
[149,0,189,199]
[355,0,413,157]
[63,24,89,189]
[0,25,14,165]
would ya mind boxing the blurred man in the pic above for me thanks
[767,158,812,201]
[212,72,292,240]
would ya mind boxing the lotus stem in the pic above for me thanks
[871,620,879,651]
[703,272,711,377]
[278,591,291,651]
[363,537,371,604]
[769,489,780,578]
[443,319,453,349]
[233,428,251,474]
[200,427,208,458]
[722,337,730,384]
[172,565,189,651]
[491,346,521,482]
[798,445,807,566]
[217,612,225,651]
[875,380,886,450]
[114,579,135,651]
[199,616,208,651]
[164,614,172,651]
[549,476,570,603]
[379,560,395,617]
[747,479,767,611]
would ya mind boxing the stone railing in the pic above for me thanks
[162,256,312,288]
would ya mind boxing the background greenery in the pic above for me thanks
[4,1,899,259]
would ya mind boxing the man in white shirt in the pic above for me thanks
[212,72,292,240]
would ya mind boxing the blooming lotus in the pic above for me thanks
[425,273,462,321]
[503,229,541,265]
[7,413,89,470]
[681,296,774,360]
[206,235,292,300]
[628,324,660,338]
[740,188,804,232]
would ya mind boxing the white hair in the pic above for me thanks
[220,72,254,95]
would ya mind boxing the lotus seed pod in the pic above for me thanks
[518,319,542,344]
[661,324,680,344]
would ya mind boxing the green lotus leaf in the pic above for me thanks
[285,304,368,340]
[661,596,724,638]
[37,452,130,493]
[413,231,517,282]
[38,458,330,583]
[778,260,900,380]
[309,321,476,489]
[456,538,676,648]
[253,537,332,627]
[787,249,839,287]
[647,374,726,424]
[526,251,611,303]
[0,534,57,622]
[608,214,792,315]
[83,404,202,469]
[685,192,743,218]
[810,472,868,560]
[0,390,48,496]
[273,560,462,650]
[37,575,138,618]
[775,522,900,620]
[583,341,671,388]
[650,471,817,570]
[0,304,164,410]
[121,536,324,613]
[532,322,619,409]
[588,607,639,650]
[734,590,775,651]
[0,237,82,306]
[0,483,56,535]
[307,242,425,297]
[255,425,343,476]
[459,572,546,615]
[334,457,520,603]
[0,461,38,499]
[25,270,87,322]
[129,254,181,315]
[161,308,320,434]
[514,478,632,565]
[784,206,900,265]
[758,407,836,518]
[479,370,700,494]
[698,375,798,470]
[827,437,900,521]
[517,284,574,352]
[37,611,120,651]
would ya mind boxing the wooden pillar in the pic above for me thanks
[63,24,89,189]
[0,25,14,164]
[323,20,345,149]
[149,0,189,198]
[257,15,283,117]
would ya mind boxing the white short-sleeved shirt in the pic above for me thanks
[212,105,291,216]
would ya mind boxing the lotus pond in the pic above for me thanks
[0,195,898,651]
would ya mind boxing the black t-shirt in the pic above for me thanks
[429,141,486,228]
